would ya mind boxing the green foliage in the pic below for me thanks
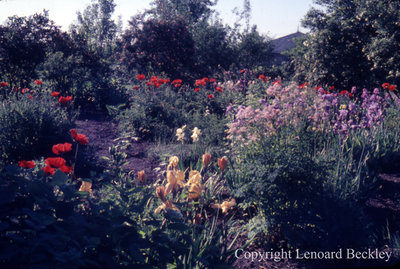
[0,93,75,166]
[122,18,196,79]
[117,82,233,145]
[70,0,120,59]
[0,12,65,89]
[292,0,400,88]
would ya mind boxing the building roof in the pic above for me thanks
[271,31,305,54]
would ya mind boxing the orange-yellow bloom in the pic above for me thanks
[79,181,93,195]
[165,169,185,195]
[187,170,201,186]
[188,183,202,200]
[211,198,236,214]
[169,156,179,168]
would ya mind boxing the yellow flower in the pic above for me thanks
[202,153,211,168]
[169,156,179,168]
[165,169,185,195]
[138,170,146,184]
[191,127,201,143]
[79,181,93,195]
[188,183,202,200]
[187,170,201,186]
[211,198,236,214]
[154,200,181,214]
[176,125,186,143]
[217,156,228,172]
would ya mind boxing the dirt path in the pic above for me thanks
[73,112,159,181]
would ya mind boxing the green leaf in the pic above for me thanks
[51,170,68,186]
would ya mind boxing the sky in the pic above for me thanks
[0,0,315,38]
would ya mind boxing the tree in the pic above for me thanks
[0,11,65,89]
[292,0,400,89]
[236,25,273,69]
[122,17,195,79]
[70,0,120,58]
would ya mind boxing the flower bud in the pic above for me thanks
[217,156,228,172]
[202,153,211,168]
[156,186,166,202]
[138,170,146,184]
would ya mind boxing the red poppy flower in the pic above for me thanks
[195,78,207,86]
[315,86,322,91]
[34,80,43,85]
[43,165,55,175]
[133,86,139,90]
[258,74,269,82]
[59,165,73,174]
[74,134,89,145]
[136,74,145,80]
[29,95,33,100]
[51,91,60,97]
[339,90,348,95]
[0,82,7,87]
[146,81,152,86]
[45,157,67,168]
[216,86,223,93]
[18,160,36,169]
[208,94,215,99]
[194,88,200,92]
[209,78,216,83]
[59,96,72,105]
[389,85,397,91]
[70,129,78,139]
[348,93,353,98]
[172,79,182,84]
[273,80,281,86]
[240,69,245,74]
[52,143,73,155]
[329,86,335,90]
[21,88,29,93]
[382,83,390,89]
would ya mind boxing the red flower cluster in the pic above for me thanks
[136,74,146,80]
[70,129,89,145]
[43,157,72,175]
[329,86,335,90]
[258,74,269,82]
[0,82,8,87]
[209,78,216,83]
[194,87,200,92]
[18,160,36,169]
[339,90,353,97]
[147,76,169,88]
[34,80,43,85]
[52,143,72,155]
[272,80,281,86]
[59,96,72,105]
[382,83,397,91]
[298,82,310,89]
[195,77,208,86]
[172,79,182,87]
[51,91,60,97]
[215,86,223,93]
[208,94,215,99]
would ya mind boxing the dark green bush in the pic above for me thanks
[117,81,234,145]
[0,93,75,166]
